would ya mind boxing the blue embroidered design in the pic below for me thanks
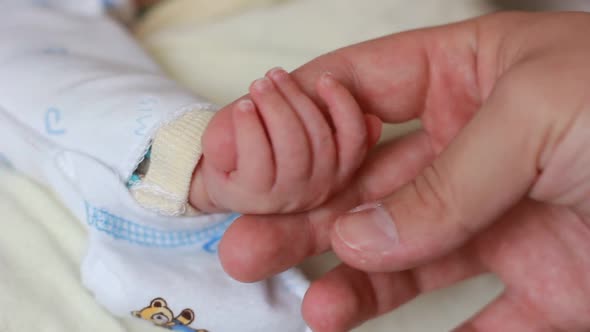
[134,97,158,137]
[135,114,152,136]
[202,236,222,254]
[85,202,238,252]
[45,107,66,135]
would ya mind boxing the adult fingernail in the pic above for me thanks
[335,202,398,253]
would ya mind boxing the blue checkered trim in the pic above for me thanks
[85,202,238,252]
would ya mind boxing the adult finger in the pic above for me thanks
[303,248,485,332]
[453,292,550,332]
[332,63,553,272]
[316,72,370,181]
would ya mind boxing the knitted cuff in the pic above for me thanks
[131,107,215,216]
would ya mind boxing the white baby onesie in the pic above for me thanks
[0,1,309,331]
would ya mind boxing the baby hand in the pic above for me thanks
[190,68,381,214]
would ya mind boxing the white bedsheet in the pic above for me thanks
[0,168,164,332]
[0,1,508,331]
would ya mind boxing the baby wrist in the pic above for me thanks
[131,106,216,216]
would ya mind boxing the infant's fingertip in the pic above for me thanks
[236,99,255,113]
[251,77,273,94]
[266,67,288,80]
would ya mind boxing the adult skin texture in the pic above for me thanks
[219,12,590,332]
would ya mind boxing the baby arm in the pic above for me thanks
[190,68,382,214]
[0,1,216,216]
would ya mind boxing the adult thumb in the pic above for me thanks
[331,73,547,272]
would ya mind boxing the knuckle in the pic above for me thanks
[411,165,450,216]
[410,164,474,236]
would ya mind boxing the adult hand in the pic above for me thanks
[220,12,590,331]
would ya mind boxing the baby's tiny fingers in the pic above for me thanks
[232,99,274,192]
[250,77,312,190]
[317,73,369,180]
[267,68,337,192]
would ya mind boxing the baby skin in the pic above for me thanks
[190,68,382,214]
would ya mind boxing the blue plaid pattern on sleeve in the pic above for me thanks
[85,202,238,252]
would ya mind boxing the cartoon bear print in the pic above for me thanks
[132,298,209,332]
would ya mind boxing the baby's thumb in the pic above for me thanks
[331,81,546,272]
